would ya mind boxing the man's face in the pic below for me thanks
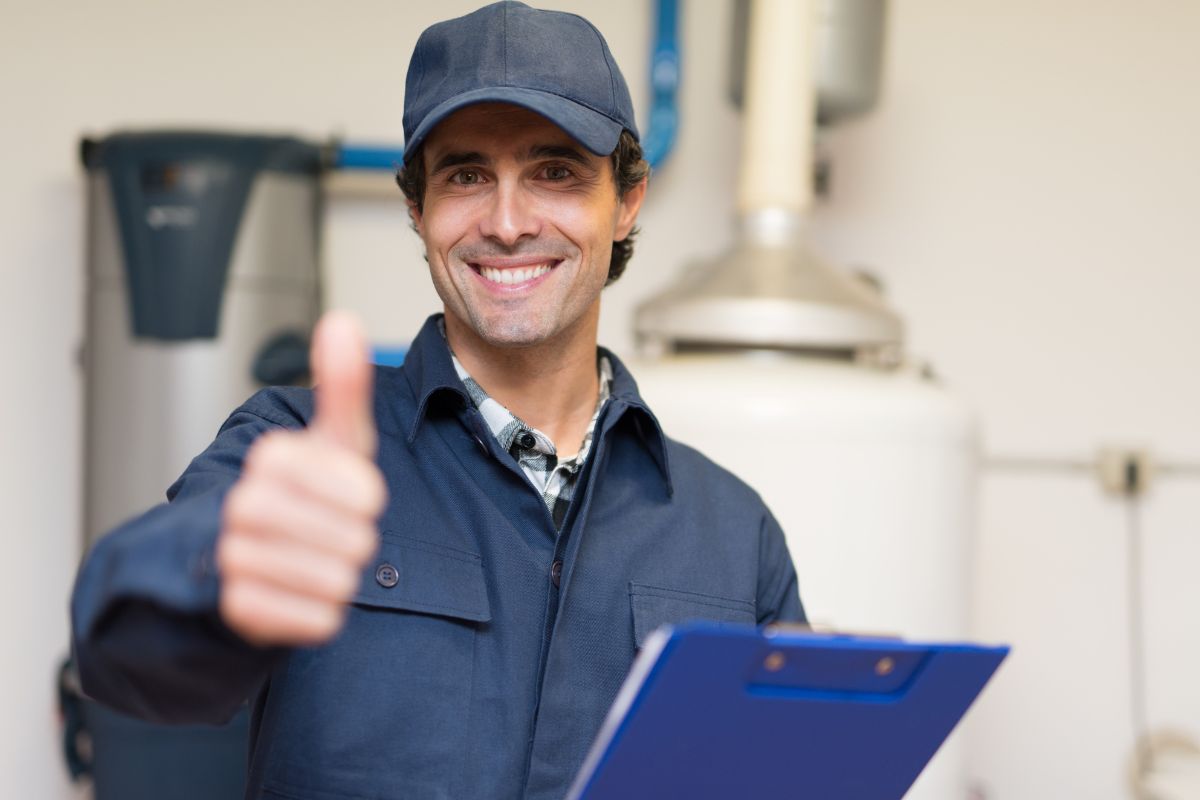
[410,103,645,350]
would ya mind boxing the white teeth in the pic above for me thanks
[479,263,552,285]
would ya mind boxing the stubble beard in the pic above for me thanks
[433,240,603,351]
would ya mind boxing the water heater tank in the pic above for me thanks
[76,131,323,800]
[629,352,977,799]
[81,132,322,544]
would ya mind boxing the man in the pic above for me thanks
[71,3,804,798]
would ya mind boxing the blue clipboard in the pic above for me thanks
[567,623,1009,800]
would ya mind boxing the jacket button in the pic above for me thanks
[550,559,563,588]
[472,434,488,455]
[375,563,399,588]
[516,431,537,450]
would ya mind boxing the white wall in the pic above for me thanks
[809,2,1200,797]
[2,1,1197,798]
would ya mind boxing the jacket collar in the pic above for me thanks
[402,314,673,494]
[598,346,674,496]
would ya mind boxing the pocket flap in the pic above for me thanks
[629,582,756,648]
[354,533,491,623]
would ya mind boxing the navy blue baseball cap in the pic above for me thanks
[402,1,639,164]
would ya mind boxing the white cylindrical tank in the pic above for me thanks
[634,2,972,793]
[629,352,977,799]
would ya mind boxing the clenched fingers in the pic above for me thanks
[222,479,378,566]
[216,532,367,605]
[220,578,347,648]
[242,430,387,520]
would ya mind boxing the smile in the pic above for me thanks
[473,261,558,286]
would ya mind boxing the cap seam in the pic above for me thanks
[575,14,618,112]
[409,34,428,130]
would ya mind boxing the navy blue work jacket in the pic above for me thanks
[72,315,804,800]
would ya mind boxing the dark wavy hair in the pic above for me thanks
[395,130,649,285]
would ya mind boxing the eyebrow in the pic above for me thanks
[429,144,594,175]
[527,144,592,166]
[430,151,489,174]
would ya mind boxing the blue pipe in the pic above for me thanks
[333,0,681,171]
[335,144,405,171]
[641,0,680,170]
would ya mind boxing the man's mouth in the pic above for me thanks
[471,260,559,286]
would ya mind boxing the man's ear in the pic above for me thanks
[407,200,425,236]
[614,177,648,242]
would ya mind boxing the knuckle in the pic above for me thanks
[231,483,274,530]
[309,605,344,641]
[221,482,250,523]
[357,430,379,461]
[226,478,294,537]
[243,432,279,473]
[215,530,246,574]
[346,524,379,564]
[246,431,299,475]
[364,468,389,515]
[220,579,254,625]
[325,452,382,513]
[223,480,270,530]
[344,462,387,516]
[329,566,361,600]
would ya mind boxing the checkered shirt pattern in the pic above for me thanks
[447,344,612,529]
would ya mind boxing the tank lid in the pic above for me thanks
[80,131,324,175]
[634,210,904,356]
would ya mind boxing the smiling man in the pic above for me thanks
[71,3,803,799]
[406,102,643,464]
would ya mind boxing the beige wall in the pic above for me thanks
[811,3,1200,797]
[2,1,1197,798]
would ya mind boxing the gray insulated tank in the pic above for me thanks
[81,131,322,548]
[74,132,322,800]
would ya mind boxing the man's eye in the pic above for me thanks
[451,170,482,185]
[543,165,572,181]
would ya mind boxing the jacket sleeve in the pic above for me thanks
[70,395,306,725]
[755,507,806,625]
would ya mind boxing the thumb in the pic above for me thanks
[310,311,376,456]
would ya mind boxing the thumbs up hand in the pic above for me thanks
[217,312,387,647]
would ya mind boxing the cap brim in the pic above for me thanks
[403,86,624,163]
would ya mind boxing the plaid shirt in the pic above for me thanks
[447,342,612,529]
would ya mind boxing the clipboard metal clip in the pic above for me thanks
[763,622,903,641]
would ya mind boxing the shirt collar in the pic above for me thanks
[402,314,673,493]
[448,337,612,459]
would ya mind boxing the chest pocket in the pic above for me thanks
[629,582,756,649]
[262,533,490,800]
[354,532,491,621]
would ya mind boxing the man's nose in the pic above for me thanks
[478,181,541,246]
